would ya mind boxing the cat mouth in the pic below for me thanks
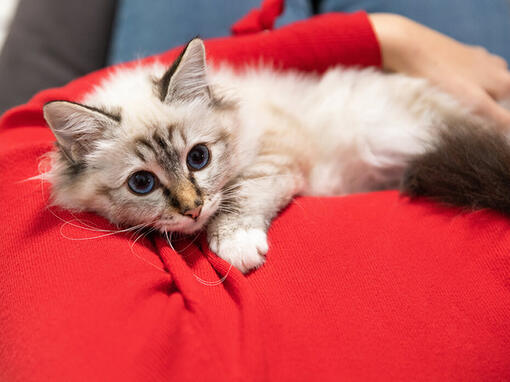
[155,195,221,234]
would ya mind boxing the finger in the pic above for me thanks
[476,92,510,128]
[492,54,508,69]
[486,72,510,100]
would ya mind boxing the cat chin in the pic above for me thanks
[152,196,221,235]
[155,217,207,235]
[172,221,206,234]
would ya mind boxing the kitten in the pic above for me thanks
[42,38,510,273]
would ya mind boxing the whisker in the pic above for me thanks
[193,264,233,286]
[130,226,155,249]
[59,222,149,241]
[162,227,230,285]
[128,226,167,274]
[164,231,175,252]
[178,230,204,253]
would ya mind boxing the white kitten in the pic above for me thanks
[42,39,510,273]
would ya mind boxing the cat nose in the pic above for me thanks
[183,206,202,220]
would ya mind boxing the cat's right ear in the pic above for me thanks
[158,38,211,104]
[43,101,120,162]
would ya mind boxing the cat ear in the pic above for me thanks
[159,38,211,104]
[43,101,120,162]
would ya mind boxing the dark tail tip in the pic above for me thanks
[401,123,510,216]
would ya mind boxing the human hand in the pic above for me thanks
[369,13,510,127]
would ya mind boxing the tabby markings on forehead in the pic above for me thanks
[152,131,179,168]
[133,134,181,178]
[135,138,158,156]
[134,147,146,162]
[178,128,187,146]
[211,130,230,146]
[153,132,169,151]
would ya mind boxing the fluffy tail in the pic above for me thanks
[401,122,510,215]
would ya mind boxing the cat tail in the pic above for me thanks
[401,121,510,216]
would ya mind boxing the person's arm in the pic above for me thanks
[173,11,382,72]
[369,13,510,127]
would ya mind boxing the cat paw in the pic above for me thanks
[208,228,268,273]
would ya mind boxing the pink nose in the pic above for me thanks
[183,206,202,220]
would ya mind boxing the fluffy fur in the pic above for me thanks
[42,39,510,273]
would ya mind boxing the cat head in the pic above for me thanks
[43,38,249,233]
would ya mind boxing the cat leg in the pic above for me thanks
[207,159,304,273]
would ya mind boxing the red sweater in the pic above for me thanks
[1,9,509,382]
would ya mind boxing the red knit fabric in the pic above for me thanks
[231,0,285,35]
[1,12,510,381]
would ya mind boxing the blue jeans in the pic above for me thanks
[108,0,510,65]
[108,0,261,64]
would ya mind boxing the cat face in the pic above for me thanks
[43,39,242,233]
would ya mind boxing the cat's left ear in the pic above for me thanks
[159,38,211,104]
[43,101,120,162]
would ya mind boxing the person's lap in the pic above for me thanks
[2,10,510,379]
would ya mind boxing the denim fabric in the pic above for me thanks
[321,0,510,62]
[108,0,261,64]
[274,0,313,28]
[109,0,510,65]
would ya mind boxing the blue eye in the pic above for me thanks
[187,144,210,170]
[128,171,156,195]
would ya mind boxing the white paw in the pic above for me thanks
[208,228,268,273]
